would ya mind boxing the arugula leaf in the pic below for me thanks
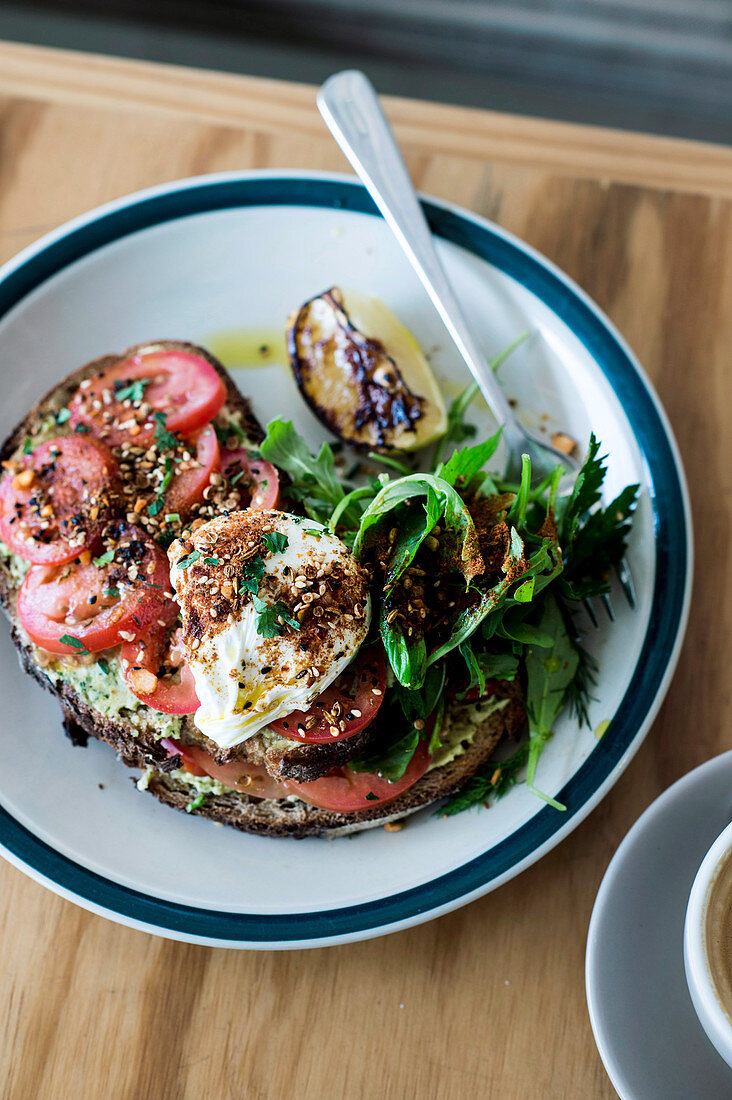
[437,429,502,489]
[523,594,579,810]
[459,641,486,697]
[392,663,445,723]
[259,418,350,525]
[262,532,288,554]
[382,627,427,690]
[252,595,299,637]
[457,643,520,700]
[349,726,420,782]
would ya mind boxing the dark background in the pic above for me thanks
[1,0,730,142]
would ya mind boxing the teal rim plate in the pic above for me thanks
[0,172,691,948]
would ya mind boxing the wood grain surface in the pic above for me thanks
[0,40,729,1100]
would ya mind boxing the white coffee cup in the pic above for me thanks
[684,819,732,1067]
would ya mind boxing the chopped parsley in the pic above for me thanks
[114,377,152,403]
[303,528,324,538]
[365,792,380,801]
[239,554,265,595]
[74,423,91,434]
[93,550,114,568]
[148,456,174,516]
[164,513,180,523]
[262,531,288,554]
[59,634,88,654]
[204,556,220,565]
[186,792,207,813]
[153,411,179,450]
[176,550,201,570]
[252,594,300,638]
[103,586,120,599]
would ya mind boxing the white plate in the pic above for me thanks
[0,171,691,948]
[587,753,732,1099]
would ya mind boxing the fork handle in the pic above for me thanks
[317,69,523,452]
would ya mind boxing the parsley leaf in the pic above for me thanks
[93,550,114,568]
[114,378,152,403]
[251,595,299,637]
[176,550,201,570]
[239,554,265,595]
[262,532,288,555]
[59,634,88,654]
[153,411,179,450]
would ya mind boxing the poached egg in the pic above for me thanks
[169,510,371,749]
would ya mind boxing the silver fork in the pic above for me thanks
[317,68,635,623]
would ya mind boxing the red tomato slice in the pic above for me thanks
[161,739,287,798]
[269,649,386,744]
[68,349,227,447]
[221,448,279,510]
[17,526,177,654]
[163,424,220,516]
[0,436,119,564]
[283,740,431,812]
[122,627,199,715]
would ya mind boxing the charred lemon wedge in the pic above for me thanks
[287,287,447,452]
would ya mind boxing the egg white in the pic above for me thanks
[171,513,371,750]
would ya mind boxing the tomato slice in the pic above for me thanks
[221,448,279,510]
[161,739,287,798]
[68,348,227,447]
[17,526,177,654]
[269,648,386,744]
[283,740,431,811]
[122,627,199,715]
[0,436,119,564]
[163,424,220,516]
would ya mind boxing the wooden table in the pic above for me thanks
[0,40,729,1100]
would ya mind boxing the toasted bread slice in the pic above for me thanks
[141,682,525,837]
[0,342,382,783]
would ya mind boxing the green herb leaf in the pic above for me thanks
[164,513,180,523]
[204,556,220,565]
[239,554,265,595]
[153,411,179,450]
[93,550,114,568]
[74,423,91,434]
[59,634,88,653]
[252,594,299,637]
[176,550,201,570]
[186,792,206,813]
[55,408,71,425]
[96,657,110,674]
[262,532,288,554]
[365,792,380,801]
[103,586,120,599]
[259,418,353,525]
[114,378,152,403]
[437,429,502,489]
[350,727,420,782]
[439,742,531,816]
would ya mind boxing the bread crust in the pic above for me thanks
[144,681,525,837]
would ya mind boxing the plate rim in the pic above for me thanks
[0,169,693,948]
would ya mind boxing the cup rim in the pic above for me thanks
[684,818,732,1064]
